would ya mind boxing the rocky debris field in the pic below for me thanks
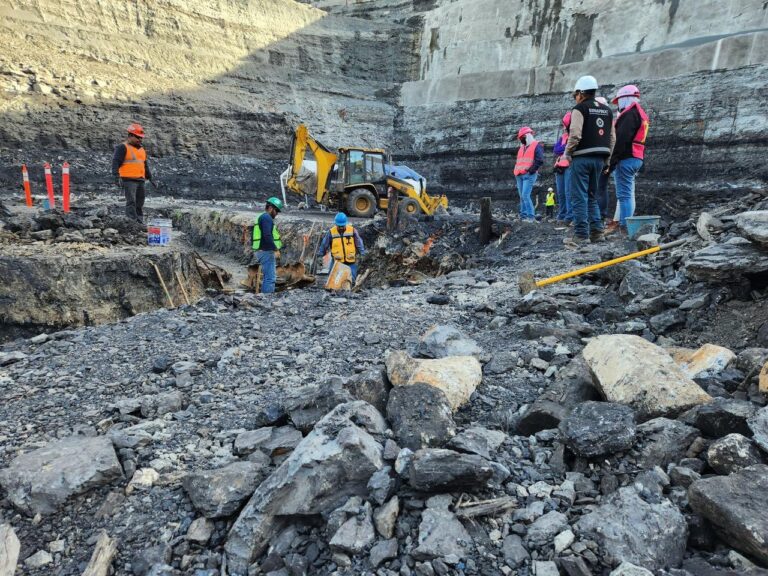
[1,189,768,576]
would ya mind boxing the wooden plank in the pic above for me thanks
[81,530,117,576]
[150,262,175,308]
[175,271,191,305]
[479,196,492,245]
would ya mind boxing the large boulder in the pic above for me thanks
[183,461,268,519]
[447,427,506,460]
[678,344,736,379]
[559,401,636,458]
[415,325,483,359]
[635,418,700,470]
[706,433,763,475]
[0,435,122,516]
[736,211,768,247]
[749,406,768,454]
[385,350,481,411]
[343,369,391,414]
[225,402,385,573]
[0,524,20,576]
[681,398,756,438]
[281,379,353,433]
[688,464,768,565]
[386,383,456,451]
[408,449,493,492]
[582,335,711,420]
[575,486,687,571]
[686,238,768,283]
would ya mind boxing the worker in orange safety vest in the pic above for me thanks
[513,126,544,222]
[112,123,155,223]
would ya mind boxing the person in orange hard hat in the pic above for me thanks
[112,123,155,223]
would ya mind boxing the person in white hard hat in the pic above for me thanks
[607,84,651,234]
[562,76,616,247]
[594,96,612,222]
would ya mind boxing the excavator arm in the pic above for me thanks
[286,124,339,205]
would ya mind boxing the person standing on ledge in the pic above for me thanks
[252,197,284,294]
[112,123,154,223]
[513,126,544,222]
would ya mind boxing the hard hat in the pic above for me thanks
[611,84,640,104]
[562,111,572,127]
[127,123,145,138]
[595,96,608,106]
[334,212,348,227]
[517,126,534,139]
[573,75,599,92]
[266,196,284,212]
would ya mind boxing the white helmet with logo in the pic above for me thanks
[573,75,599,92]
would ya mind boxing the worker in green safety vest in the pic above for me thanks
[545,187,556,219]
[252,197,284,293]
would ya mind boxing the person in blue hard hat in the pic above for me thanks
[317,212,366,283]
[252,197,284,294]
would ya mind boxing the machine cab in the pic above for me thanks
[336,148,390,198]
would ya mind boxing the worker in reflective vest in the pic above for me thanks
[545,188,556,219]
[252,197,284,294]
[317,212,366,282]
[112,123,155,223]
[513,126,544,222]
[608,84,651,231]
[553,112,573,223]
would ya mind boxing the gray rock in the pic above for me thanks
[141,390,186,417]
[619,268,665,301]
[707,433,763,475]
[186,517,214,544]
[749,406,768,454]
[408,449,493,492]
[234,426,302,457]
[502,534,529,568]
[344,369,391,414]
[415,325,483,359]
[736,348,768,373]
[533,561,560,576]
[609,563,654,576]
[447,426,506,459]
[131,544,172,576]
[559,401,636,458]
[735,211,768,246]
[576,486,687,571]
[669,465,701,488]
[526,511,568,547]
[24,550,52,569]
[183,461,268,518]
[0,524,20,576]
[681,397,756,438]
[0,351,27,366]
[686,239,768,283]
[0,435,122,516]
[282,379,354,433]
[369,538,398,568]
[225,402,385,573]
[560,556,593,576]
[689,464,768,565]
[387,383,456,451]
[367,466,397,505]
[413,508,473,560]
[636,418,700,470]
[329,502,375,554]
[374,496,399,539]
[636,234,661,249]
[649,309,685,333]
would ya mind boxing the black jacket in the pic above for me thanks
[610,106,643,170]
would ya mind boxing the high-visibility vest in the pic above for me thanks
[514,141,539,176]
[545,192,555,206]
[618,102,650,160]
[252,213,282,250]
[555,133,570,169]
[330,225,357,264]
[118,144,147,179]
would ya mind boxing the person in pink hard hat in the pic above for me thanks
[513,126,544,222]
[607,84,650,233]
[553,111,573,223]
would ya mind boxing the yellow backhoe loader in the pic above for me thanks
[282,124,448,218]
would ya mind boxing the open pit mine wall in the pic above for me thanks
[0,0,417,198]
[394,0,768,203]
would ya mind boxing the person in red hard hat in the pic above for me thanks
[607,84,650,233]
[513,126,544,222]
[112,123,155,223]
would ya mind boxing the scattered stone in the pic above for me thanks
[0,524,20,576]
[707,433,763,475]
[329,502,375,554]
[415,325,483,359]
[386,383,456,451]
[0,435,122,516]
[636,234,660,249]
[583,335,711,420]
[689,464,768,565]
[427,294,450,305]
[0,351,27,366]
[681,397,755,438]
[502,534,529,568]
[749,406,768,454]
[126,468,160,495]
[686,238,768,283]
[282,379,353,433]
[186,517,214,544]
[554,529,575,553]
[678,344,736,379]
[344,369,391,414]
[559,401,636,458]
[533,561,560,576]
[234,426,302,457]
[140,390,186,417]
[609,562,654,576]
[368,466,397,505]
[669,465,701,488]
[576,486,687,571]
[131,544,172,576]
[385,350,482,411]
[527,511,568,547]
[636,417,700,469]
[447,426,506,459]
[369,538,398,568]
[413,508,473,560]
[374,496,399,539]
[560,556,593,576]
[24,550,52,569]
[225,402,385,573]
[735,211,768,246]
[408,449,493,492]
[183,461,268,518]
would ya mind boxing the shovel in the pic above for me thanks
[519,239,687,295]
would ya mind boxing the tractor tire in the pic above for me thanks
[347,188,377,218]
[399,197,421,217]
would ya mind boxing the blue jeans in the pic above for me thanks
[555,168,572,221]
[256,250,276,294]
[597,171,610,220]
[569,156,606,238]
[614,157,643,226]
[349,263,358,283]
[515,173,537,220]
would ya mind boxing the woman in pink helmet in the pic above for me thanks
[513,126,544,221]
[553,111,573,223]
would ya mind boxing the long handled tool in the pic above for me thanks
[519,239,687,295]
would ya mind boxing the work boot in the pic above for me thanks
[590,230,606,243]
[604,221,620,235]
[563,235,589,249]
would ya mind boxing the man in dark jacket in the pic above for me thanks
[251,197,284,294]
[112,123,154,223]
